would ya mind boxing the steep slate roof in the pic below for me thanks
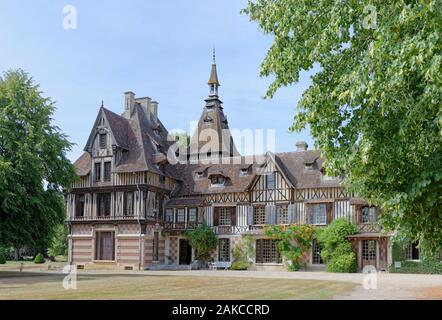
[166,156,260,196]
[102,108,129,150]
[275,150,342,188]
[74,103,171,176]
[165,151,342,197]
[188,96,239,158]
[73,152,91,176]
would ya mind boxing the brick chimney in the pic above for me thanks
[149,101,158,122]
[296,141,308,151]
[124,91,135,118]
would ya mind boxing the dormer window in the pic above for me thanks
[240,167,249,176]
[99,133,107,149]
[210,175,225,186]
[304,162,314,170]
[195,171,204,179]
[204,116,213,128]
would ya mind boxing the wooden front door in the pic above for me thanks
[179,239,192,265]
[96,231,114,261]
[361,239,377,270]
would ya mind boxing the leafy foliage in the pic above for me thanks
[0,70,77,251]
[316,219,357,272]
[264,224,315,271]
[231,235,255,270]
[47,224,68,258]
[34,253,45,264]
[0,247,6,264]
[243,1,442,251]
[185,223,217,262]
[390,234,442,274]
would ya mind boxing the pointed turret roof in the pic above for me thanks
[208,48,220,86]
[188,51,239,159]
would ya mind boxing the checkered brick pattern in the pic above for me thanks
[145,225,154,236]
[71,224,92,235]
[169,237,178,264]
[118,224,139,234]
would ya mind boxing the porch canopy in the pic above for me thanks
[164,197,204,207]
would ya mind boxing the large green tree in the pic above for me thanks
[244,1,442,250]
[0,70,77,254]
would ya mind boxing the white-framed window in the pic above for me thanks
[177,208,185,223]
[218,238,230,262]
[253,206,266,225]
[312,204,327,225]
[188,207,197,222]
[361,206,377,223]
[405,241,420,261]
[219,207,231,226]
[276,205,289,224]
[165,209,174,223]
[210,175,225,186]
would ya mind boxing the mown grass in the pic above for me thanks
[0,271,355,300]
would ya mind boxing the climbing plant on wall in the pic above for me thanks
[264,224,315,271]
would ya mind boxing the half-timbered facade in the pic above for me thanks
[67,56,392,271]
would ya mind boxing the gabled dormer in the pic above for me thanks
[84,106,129,159]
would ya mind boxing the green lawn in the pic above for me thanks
[0,271,355,300]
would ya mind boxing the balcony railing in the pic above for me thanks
[357,223,381,233]
[69,211,160,221]
[163,221,200,230]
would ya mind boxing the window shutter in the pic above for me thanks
[265,205,271,224]
[271,205,276,224]
[306,205,311,224]
[326,203,333,224]
[247,206,253,226]
[288,204,294,224]
[230,207,237,226]
[213,207,219,226]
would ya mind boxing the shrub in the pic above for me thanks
[47,224,68,258]
[265,224,316,271]
[316,218,358,273]
[389,236,442,274]
[34,253,45,264]
[0,248,6,264]
[326,243,357,273]
[231,235,255,270]
[185,224,217,263]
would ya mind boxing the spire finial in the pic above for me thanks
[212,47,216,64]
[101,100,104,108]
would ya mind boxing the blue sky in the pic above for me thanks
[0,0,315,161]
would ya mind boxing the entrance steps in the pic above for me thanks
[146,264,192,271]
